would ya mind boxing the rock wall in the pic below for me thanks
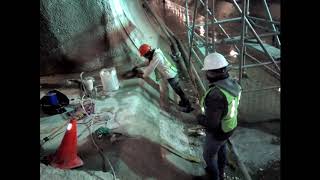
[40,0,138,75]
[40,0,279,75]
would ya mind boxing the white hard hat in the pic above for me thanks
[201,52,229,70]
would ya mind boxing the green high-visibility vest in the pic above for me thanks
[200,86,241,133]
[161,52,177,73]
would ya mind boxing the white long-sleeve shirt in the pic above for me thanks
[142,49,177,80]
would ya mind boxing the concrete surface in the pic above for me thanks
[230,127,280,175]
[40,78,206,179]
[40,78,280,180]
[40,163,114,180]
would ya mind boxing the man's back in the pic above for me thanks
[152,49,177,79]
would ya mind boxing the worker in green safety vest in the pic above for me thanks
[133,43,193,113]
[197,52,242,180]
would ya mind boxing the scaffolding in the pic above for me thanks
[183,0,280,121]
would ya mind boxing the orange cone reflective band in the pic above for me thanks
[50,118,83,169]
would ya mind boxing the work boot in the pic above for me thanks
[178,100,192,108]
[182,105,194,113]
[178,101,194,113]
[219,172,226,180]
[204,167,214,180]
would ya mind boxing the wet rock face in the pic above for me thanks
[40,0,103,75]
[40,0,279,76]
[40,0,131,75]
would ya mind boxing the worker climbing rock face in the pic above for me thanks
[197,52,242,180]
[133,43,193,113]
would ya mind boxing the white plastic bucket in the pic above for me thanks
[83,77,94,91]
[100,67,120,92]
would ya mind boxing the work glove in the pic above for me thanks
[131,66,144,78]
[136,69,144,78]
[132,66,138,72]
[136,72,144,78]
[155,70,161,82]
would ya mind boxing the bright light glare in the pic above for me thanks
[67,123,72,131]
[199,26,205,36]
[229,50,239,58]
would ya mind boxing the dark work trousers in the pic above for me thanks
[167,76,190,106]
[203,132,227,180]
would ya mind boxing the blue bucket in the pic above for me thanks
[48,92,59,105]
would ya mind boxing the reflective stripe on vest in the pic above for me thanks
[165,58,177,73]
[200,86,241,133]
[158,50,177,73]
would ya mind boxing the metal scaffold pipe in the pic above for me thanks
[198,0,240,55]
[232,0,280,72]
[239,0,247,83]
[205,0,209,55]
[187,0,198,68]
[211,0,216,52]
[185,0,191,45]
[248,16,280,25]
[231,61,280,69]
[245,53,280,78]
[262,0,281,47]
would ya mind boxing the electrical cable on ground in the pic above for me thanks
[85,109,117,180]
[79,79,117,180]
[41,119,70,145]
[41,74,117,180]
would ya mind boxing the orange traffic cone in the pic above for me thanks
[49,118,84,169]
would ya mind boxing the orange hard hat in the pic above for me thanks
[139,44,151,57]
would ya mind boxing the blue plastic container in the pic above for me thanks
[48,92,59,105]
